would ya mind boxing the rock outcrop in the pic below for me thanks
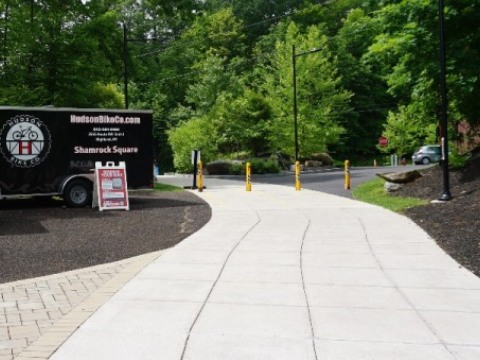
[376,170,422,184]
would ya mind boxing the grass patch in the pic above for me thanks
[154,183,183,192]
[352,178,428,213]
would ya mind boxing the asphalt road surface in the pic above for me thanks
[254,165,427,197]
[160,165,427,198]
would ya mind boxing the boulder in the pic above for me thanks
[376,170,422,184]
[310,153,334,165]
[384,181,404,192]
[305,160,322,168]
[289,164,304,171]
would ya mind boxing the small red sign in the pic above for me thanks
[378,136,389,147]
[95,162,129,211]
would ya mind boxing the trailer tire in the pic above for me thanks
[64,179,92,208]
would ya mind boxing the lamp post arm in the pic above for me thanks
[294,47,323,58]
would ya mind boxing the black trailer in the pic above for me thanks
[0,106,154,207]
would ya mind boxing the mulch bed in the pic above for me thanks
[0,191,211,284]
[393,155,480,277]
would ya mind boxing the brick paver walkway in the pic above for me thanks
[0,252,160,360]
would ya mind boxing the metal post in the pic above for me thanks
[292,46,323,162]
[344,160,351,190]
[123,23,129,109]
[192,150,198,189]
[122,25,161,109]
[246,162,252,191]
[438,0,451,201]
[3,4,8,66]
[295,161,301,191]
[197,161,203,192]
[292,45,299,162]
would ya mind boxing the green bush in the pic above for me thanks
[205,158,280,175]
[206,160,232,175]
[224,151,251,161]
[229,162,245,175]
[248,158,280,174]
[168,117,217,173]
[89,83,124,108]
[449,148,471,169]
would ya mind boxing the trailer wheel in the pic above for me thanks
[64,179,92,208]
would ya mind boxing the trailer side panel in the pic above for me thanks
[0,107,153,196]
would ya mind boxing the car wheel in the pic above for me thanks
[64,179,92,207]
[422,157,431,165]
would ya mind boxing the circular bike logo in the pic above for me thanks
[0,115,51,168]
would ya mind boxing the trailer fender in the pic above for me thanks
[59,174,94,193]
[60,175,94,207]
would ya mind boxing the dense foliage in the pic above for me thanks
[1,0,478,171]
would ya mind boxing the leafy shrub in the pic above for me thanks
[206,160,232,175]
[206,158,280,175]
[168,116,217,173]
[89,83,124,108]
[272,152,292,170]
[449,148,471,169]
[248,158,280,174]
[224,151,251,161]
[229,162,245,175]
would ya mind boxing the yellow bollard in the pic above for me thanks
[197,161,203,192]
[246,162,252,191]
[295,161,301,191]
[344,160,351,190]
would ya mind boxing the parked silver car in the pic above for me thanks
[412,145,442,165]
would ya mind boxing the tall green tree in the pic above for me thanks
[332,8,391,160]
[0,0,124,106]
[158,8,248,169]
[210,89,272,155]
[367,0,480,155]
[380,104,437,158]
[1,0,479,171]
[262,22,352,158]
[206,0,303,44]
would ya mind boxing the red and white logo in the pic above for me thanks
[0,115,51,168]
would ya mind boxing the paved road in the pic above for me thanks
[160,165,427,198]
[250,166,418,198]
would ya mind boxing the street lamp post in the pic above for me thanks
[123,23,129,109]
[292,45,322,161]
[438,0,452,201]
[122,23,160,109]
[292,45,299,161]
